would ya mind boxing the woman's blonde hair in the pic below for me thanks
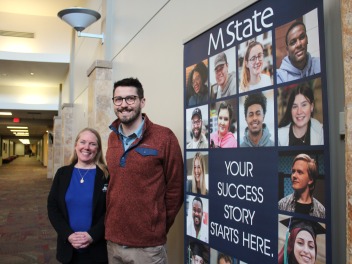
[69,127,109,179]
[191,152,207,195]
[240,41,264,92]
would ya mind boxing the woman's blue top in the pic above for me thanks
[65,168,96,232]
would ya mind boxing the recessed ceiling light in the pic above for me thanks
[19,139,30,145]
[30,72,34,76]
[0,112,12,115]
[15,133,29,136]
[7,126,28,129]
[10,129,29,132]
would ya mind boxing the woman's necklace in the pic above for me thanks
[299,133,307,143]
[292,126,307,143]
[77,165,94,183]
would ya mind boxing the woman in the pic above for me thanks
[48,128,109,264]
[278,218,325,264]
[239,41,272,93]
[189,152,208,195]
[210,101,237,148]
[278,82,324,146]
[278,228,316,264]
[188,61,209,106]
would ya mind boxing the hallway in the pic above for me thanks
[0,156,58,263]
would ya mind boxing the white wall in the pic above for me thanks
[0,12,71,55]
[15,143,25,156]
[1,139,9,159]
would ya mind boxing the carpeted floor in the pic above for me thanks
[0,156,59,264]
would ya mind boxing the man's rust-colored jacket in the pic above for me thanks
[105,114,184,247]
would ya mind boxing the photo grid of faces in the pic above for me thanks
[184,7,327,264]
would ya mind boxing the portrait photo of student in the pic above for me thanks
[277,78,324,146]
[210,248,238,264]
[186,151,209,196]
[278,151,325,219]
[209,98,237,148]
[209,47,237,100]
[186,59,209,107]
[239,89,275,147]
[186,105,209,149]
[238,31,273,93]
[187,239,209,264]
[276,9,321,84]
[186,195,209,243]
[278,214,326,264]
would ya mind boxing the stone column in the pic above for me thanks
[86,60,113,157]
[61,104,74,166]
[341,1,352,262]
[47,143,53,179]
[52,116,62,179]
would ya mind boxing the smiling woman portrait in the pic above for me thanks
[278,80,324,146]
[188,152,208,195]
[210,101,237,148]
[47,127,109,264]
[240,41,272,93]
[278,217,325,264]
[187,61,209,107]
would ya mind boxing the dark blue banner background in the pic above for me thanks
[183,0,330,263]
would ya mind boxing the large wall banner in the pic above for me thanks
[183,0,331,263]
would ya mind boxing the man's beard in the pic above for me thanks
[249,128,261,137]
[115,106,141,125]
[192,128,201,140]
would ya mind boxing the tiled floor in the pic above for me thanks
[0,156,58,264]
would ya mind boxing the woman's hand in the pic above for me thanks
[68,232,93,249]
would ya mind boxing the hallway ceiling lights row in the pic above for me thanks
[7,126,29,137]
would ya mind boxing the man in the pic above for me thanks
[218,253,233,264]
[187,196,208,243]
[105,77,184,263]
[212,52,237,99]
[241,92,274,147]
[277,21,321,84]
[278,153,325,218]
[187,107,209,149]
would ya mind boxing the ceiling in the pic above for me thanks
[0,0,85,144]
[0,109,58,142]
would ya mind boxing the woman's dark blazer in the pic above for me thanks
[47,164,108,263]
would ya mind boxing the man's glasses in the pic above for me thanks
[248,52,263,63]
[112,95,139,106]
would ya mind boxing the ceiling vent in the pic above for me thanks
[0,30,35,38]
